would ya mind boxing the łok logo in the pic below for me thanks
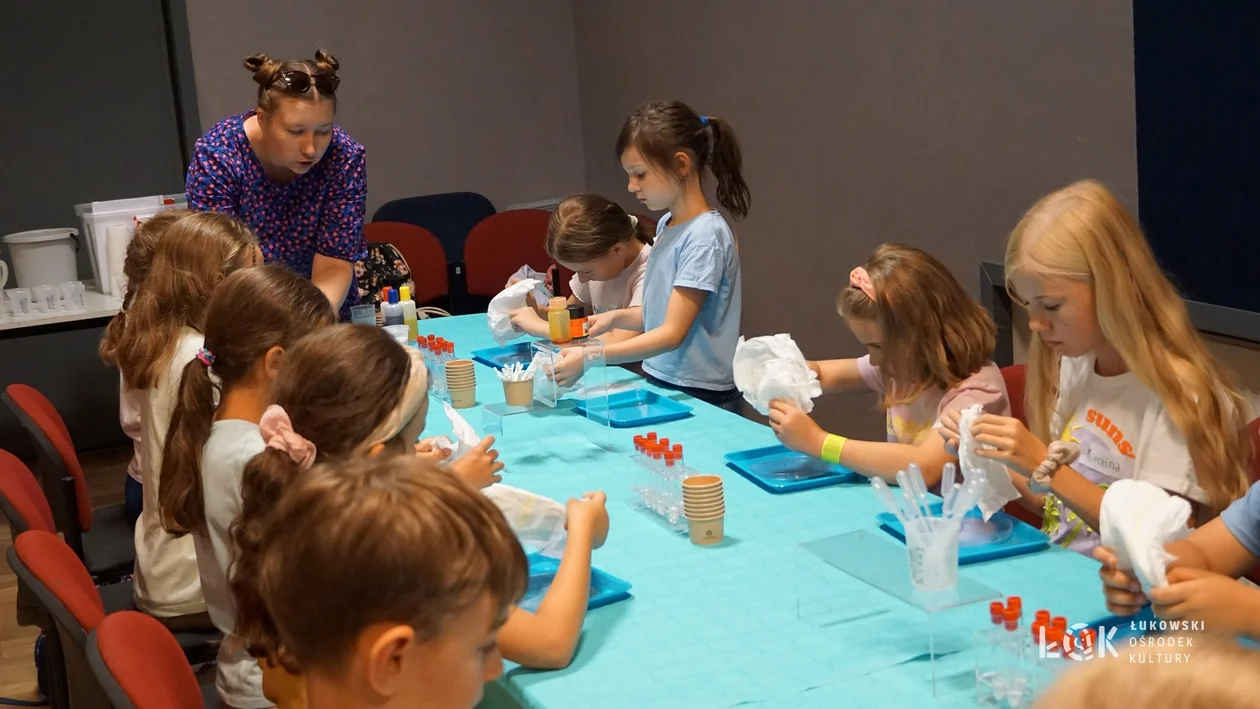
[1039,624,1119,661]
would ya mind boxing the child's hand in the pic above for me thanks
[768,401,827,459]
[449,437,504,489]
[1093,546,1148,615]
[510,306,542,333]
[968,414,1047,478]
[938,410,963,454]
[550,348,586,388]
[565,491,609,549]
[584,311,618,338]
[505,276,523,288]
[1150,567,1260,636]
[415,438,452,466]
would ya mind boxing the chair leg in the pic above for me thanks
[44,616,70,709]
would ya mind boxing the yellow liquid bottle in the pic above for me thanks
[547,297,572,344]
[400,285,419,341]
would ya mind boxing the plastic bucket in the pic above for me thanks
[3,229,79,288]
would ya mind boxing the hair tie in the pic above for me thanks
[849,267,876,300]
[1029,441,1081,494]
[628,215,639,228]
[259,405,318,470]
[195,348,215,367]
[699,115,710,126]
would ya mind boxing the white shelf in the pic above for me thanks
[0,285,121,332]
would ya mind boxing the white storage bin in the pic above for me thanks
[74,194,187,295]
[2,229,79,287]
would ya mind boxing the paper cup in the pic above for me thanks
[682,475,723,493]
[449,387,477,409]
[683,496,725,512]
[684,502,725,519]
[445,359,475,372]
[503,379,534,406]
[688,516,724,546]
[446,372,476,383]
[682,487,724,502]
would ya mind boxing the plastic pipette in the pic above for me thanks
[870,477,913,528]
[940,462,958,512]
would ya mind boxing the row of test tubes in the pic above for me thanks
[976,598,1096,707]
[630,432,689,531]
[418,335,455,401]
[4,282,87,319]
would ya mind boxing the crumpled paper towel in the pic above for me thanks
[432,403,569,556]
[1100,479,1192,593]
[732,335,822,415]
[487,278,547,345]
[958,404,1022,521]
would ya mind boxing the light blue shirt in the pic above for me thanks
[641,210,742,391]
[1222,480,1260,558]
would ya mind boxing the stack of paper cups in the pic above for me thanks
[446,359,476,409]
[681,474,725,545]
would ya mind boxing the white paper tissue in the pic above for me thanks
[435,402,569,556]
[1100,479,1192,593]
[487,278,547,345]
[958,404,1022,521]
[732,335,822,416]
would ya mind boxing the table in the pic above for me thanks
[420,316,1110,709]
[0,285,127,456]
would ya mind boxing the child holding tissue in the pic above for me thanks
[1095,478,1260,639]
[769,244,1008,487]
[236,325,608,671]
[510,194,652,344]
[551,100,749,410]
[941,180,1251,555]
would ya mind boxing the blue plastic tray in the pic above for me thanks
[573,389,694,428]
[723,445,861,494]
[519,553,633,613]
[876,503,1049,564]
[470,341,536,371]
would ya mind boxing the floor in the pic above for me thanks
[0,447,130,705]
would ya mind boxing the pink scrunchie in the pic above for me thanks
[849,267,876,300]
[258,405,317,470]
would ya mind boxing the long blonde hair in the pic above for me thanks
[1007,180,1250,516]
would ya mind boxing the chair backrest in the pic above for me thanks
[364,222,450,304]
[464,209,553,298]
[371,192,496,264]
[1248,417,1260,485]
[3,385,92,532]
[999,365,1027,427]
[0,449,56,534]
[88,611,205,709]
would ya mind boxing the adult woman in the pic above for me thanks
[186,49,366,320]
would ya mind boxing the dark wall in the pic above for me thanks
[1134,1,1260,315]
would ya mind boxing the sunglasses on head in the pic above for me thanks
[271,70,340,97]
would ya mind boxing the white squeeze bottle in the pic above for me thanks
[382,288,405,327]
[400,285,419,340]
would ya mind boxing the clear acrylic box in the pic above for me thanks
[529,339,612,450]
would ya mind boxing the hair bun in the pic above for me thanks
[244,53,275,84]
[312,49,340,74]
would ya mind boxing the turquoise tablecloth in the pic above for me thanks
[419,316,1108,709]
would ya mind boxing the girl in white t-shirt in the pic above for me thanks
[942,179,1252,555]
[510,193,651,343]
[109,211,261,624]
[158,266,334,709]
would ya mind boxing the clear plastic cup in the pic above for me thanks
[32,285,59,312]
[905,518,960,592]
[350,303,376,326]
[6,288,31,317]
[60,281,86,310]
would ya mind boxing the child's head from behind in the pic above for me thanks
[113,211,261,390]
[616,99,751,219]
[546,194,653,282]
[234,455,528,709]
[1007,180,1250,515]
[99,208,193,366]
[159,266,335,533]
[838,243,995,407]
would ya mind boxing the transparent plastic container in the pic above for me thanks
[74,194,186,294]
[627,433,687,533]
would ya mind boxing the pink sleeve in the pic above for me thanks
[937,364,1010,421]
[856,355,885,396]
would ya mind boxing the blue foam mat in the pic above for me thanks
[876,503,1049,564]
[520,553,633,613]
[574,388,694,428]
[724,444,861,494]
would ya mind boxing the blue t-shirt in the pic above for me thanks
[640,210,742,391]
[1221,480,1260,557]
[185,112,369,320]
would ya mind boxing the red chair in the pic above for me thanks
[464,210,553,299]
[2,384,134,580]
[88,611,214,709]
[9,531,220,709]
[0,449,59,627]
[997,365,1042,527]
[364,221,449,305]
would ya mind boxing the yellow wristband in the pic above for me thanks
[820,434,847,464]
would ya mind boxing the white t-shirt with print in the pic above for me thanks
[569,243,651,315]
[133,329,207,617]
[1045,354,1204,554]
